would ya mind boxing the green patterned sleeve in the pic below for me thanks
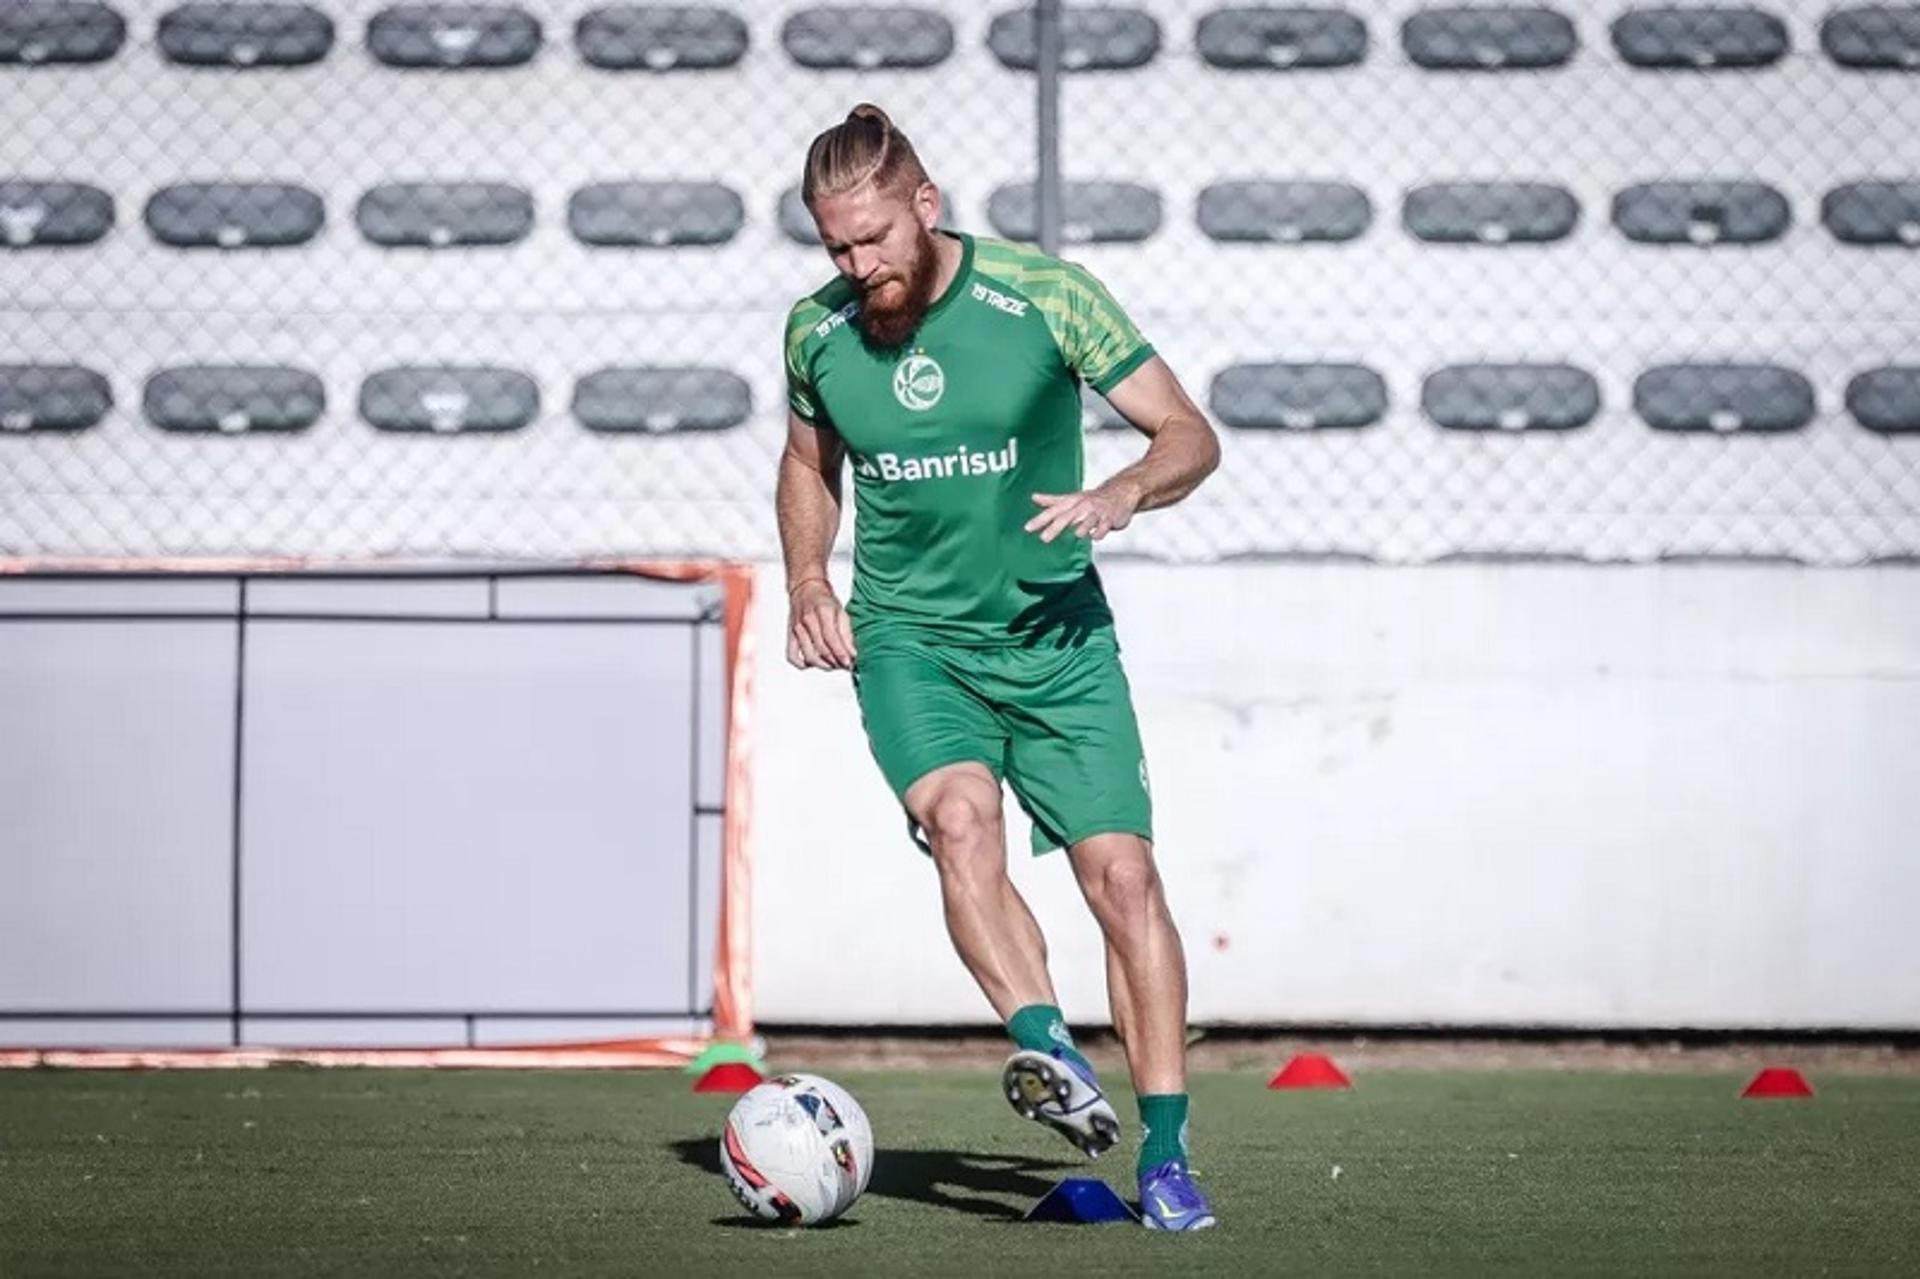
[783,301,825,423]
[1059,261,1155,394]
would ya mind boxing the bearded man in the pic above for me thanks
[775,104,1222,1232]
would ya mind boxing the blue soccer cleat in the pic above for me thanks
[1138,1159,1217,1231]
[1002,1048,1121,1158]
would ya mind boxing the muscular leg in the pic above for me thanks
[1070,834,1212,1222]
[904,761,1056,1019]
[1104,937,1138,1060]
[908,767,1118,1155]
[1068,833,1188,1096]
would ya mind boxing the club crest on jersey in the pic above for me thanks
[892,351,945,412]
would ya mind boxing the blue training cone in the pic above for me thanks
[1024,1177,1140,1224]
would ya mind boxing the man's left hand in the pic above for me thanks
[1025,484,1139,543]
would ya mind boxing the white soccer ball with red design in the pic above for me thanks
[718,1073,874,1225]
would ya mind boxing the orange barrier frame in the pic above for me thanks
[0,555,755,1069]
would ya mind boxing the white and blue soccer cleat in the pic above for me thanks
[1001,1048,1121,1158]
[1138,1159,1217,1231]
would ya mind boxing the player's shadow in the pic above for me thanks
[671,1137,1076,1222]
[1007,574,1102,649]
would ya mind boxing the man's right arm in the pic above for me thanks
[776,409,857,669]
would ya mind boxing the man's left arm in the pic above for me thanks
[1025,355,1222,544]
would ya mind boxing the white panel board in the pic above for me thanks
[0,618,236,1013]
[240,615,697,1014]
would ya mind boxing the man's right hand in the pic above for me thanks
[786,579,858,671]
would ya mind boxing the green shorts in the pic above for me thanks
[851,628,1153,855]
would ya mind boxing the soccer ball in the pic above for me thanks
[718,1073,874,1225]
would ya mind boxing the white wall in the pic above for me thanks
[754,561,1920,1029]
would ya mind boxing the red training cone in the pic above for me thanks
[694,1062,765,1094]
[1268,1053,1352,1090]
[1741,1067,1814,1099]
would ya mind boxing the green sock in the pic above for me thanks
[1006,1004,1092,1077]
[1138,1094,1190,1174]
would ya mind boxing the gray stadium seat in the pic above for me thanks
[1611,7,1788,69]
[1822,181,1920,245]
[1403,182,1578,243]
[1197,180,1371,242]
[0,1,125,64]
[575,5,747,70]
[1633,364,1813,432]
[782,7,953,69]
[1194,7,1368,69]
[356,182,533,247]
[145,183,325,249]
[144,366,325,433]
[0,365,112,432]
[1080,386,1131,430]
[360,367,539,433]
[572,367,751,432]
[569,181,743,247]
[988,6,1161,70]
[989,181,1161,243]
[779,186,820,245]
[158,4,335,67]
[367,4,541,68]
[1845,367,1920,431]
[0,181,114,247]
[1401,6,1577,70]
[1422,363,1599,430]
[1821,5,1920,69]
[1612,181,1790,245]
[1211,362,1387,429]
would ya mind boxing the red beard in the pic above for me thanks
[856,230,940,349]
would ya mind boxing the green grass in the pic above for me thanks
[3,1068,1918,1276]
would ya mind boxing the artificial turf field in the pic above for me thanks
[3,1067,1918,1277]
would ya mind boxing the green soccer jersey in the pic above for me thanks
[784,231,1155,648]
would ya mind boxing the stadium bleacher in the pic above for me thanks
[0,2,1915,561]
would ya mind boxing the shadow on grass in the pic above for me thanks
[671,1137,1079,1221]
[707,1214,863,1231]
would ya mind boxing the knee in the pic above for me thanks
[1089,857,1162,930]
[923,791,1002,872]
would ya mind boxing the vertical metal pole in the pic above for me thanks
[1035,0,1062,255]
[230,578,247,1046]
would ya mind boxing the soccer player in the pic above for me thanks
[776,105,1221,1232]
